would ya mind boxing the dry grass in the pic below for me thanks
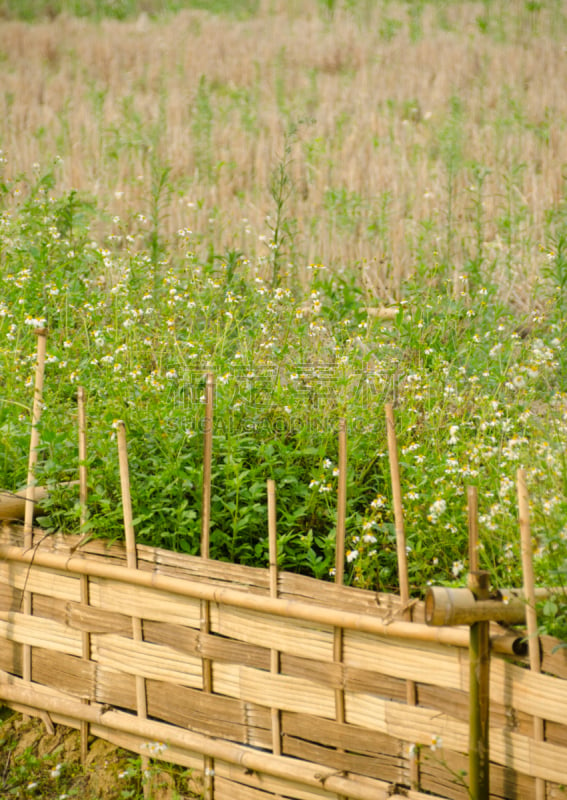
[1,0,566,299]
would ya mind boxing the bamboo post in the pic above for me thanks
[116,421,150,797]
[517,468,545,800]
[201,373,215,800]
[77,388,90,763]
[384,403,418,788]
[22,328,48,687]
[267,479,282,757]
[468,570,491,800]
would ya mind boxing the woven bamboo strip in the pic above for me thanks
[31,646,95,698]
[0,561,81,601]
[87,576,202,626]
[282,653,342,689]
[0,671,405,800]
[64,602,132,635]
[281,711,403,758]
[346,692,469,750]
[0,611,83,655]
[210,605,334,660]
[91,633,203,687]
[0,638,20,674]
[489,727,567,785]
[0,543,522,654]
[489,658,567,727]
[213,663,336,718]
[343,630,465,689]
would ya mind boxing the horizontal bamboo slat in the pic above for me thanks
[213,663,337,718]
[92,632,203,688]
[210,605,334,661]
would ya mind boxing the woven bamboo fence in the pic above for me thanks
[1,336,567,799]
[1,522,567,800]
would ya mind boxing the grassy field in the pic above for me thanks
[0,0,566,638]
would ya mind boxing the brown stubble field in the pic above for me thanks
[1,0,567,302]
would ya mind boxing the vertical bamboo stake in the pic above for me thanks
[335,419,347,586]
[117,421,150,798]
[267,479,282,756]
[468,486,479,573]
[201,373,214,800]
[384,404,410,609]
[201,373,214,559]
[78,387,90,763]
[384,403,418,788]
[468,570,491,800]
[517,468,545,800]
[334,421,347,800]
[22,328,47,686]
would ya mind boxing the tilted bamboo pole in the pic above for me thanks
[200,372,215,800]
[77,387,90,763]
[0,486,57,521]
[384,403,418,788]
[117,421,150,797]
[267,479,282,757]
[517,468,545,800]
[0,542,523,655]
[22,328,48,686]
[23,328,48,549]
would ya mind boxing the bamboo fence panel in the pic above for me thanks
[1,525,567,800]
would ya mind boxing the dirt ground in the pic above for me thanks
[0,707,201,799]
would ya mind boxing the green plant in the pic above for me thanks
[265,123,300,288]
